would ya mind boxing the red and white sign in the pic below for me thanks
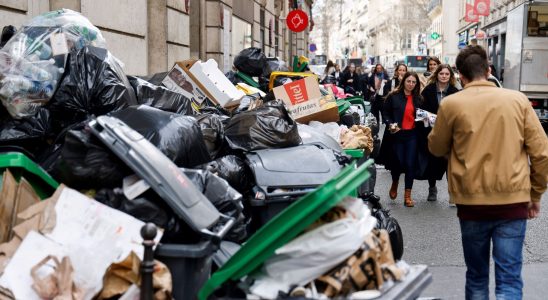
[286,9,309,32]
[283,79,309,105]
[476,30,486,40]
[474,0,490,16]
[465,3,479,23]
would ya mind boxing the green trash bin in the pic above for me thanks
[0,152,59,199]
[198,159,373,300]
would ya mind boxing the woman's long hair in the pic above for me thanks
[427,64,457,87]
[324,60,335,75]
[390,71,422,101]
[393,63,408,79]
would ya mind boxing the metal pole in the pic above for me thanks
[140,223,157,300]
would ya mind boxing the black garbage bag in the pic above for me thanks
[262,58,288,78]
[110,105,211,168]
[233,47,266,77]
[232,94,262,115]
[372,208,404,261]
[225,70,244,85]
[95,188,171,228]
[199,155,254,194]
[0,107,51,141]
[95,168,248,243]
[138,72,169,86]
[0,107,52,158]
[55,125,131,189]
[224,100,301,151]
[0,25,16,48]
[127,76,193,115]
[194,113,228,159]
[48,46,137,132]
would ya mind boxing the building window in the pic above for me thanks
[232,16,252,58]
[403,33,412,49]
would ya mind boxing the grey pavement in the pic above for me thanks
[373,166,548,299]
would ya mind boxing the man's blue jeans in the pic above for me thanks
[460,219,527,300]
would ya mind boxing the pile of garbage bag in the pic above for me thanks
[0,9,406,297]
[0,9,106,119]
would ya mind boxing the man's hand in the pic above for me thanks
[528,201,540,219]
[348,79,353,83]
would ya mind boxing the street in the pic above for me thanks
[374,166,548,299]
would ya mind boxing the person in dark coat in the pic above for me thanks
[375,64,409,171]
[418,64,460,201]
[340,63,360,94]
[367,64,390,125]
[383,63,407,96]
[382,71,423,207]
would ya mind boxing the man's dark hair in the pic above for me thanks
[456,45,489,80]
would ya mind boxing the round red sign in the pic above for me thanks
[286,10,309,33]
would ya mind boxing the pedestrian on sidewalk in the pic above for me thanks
[367,64,390,125]
[376,63,408,170]
[340,63,360,94]
[382,71,423,207]
[417,64,460,202]
[419,56,441,90]
[428,45,548,300]
[383,63,407,96]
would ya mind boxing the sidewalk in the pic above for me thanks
[418,263,548,300]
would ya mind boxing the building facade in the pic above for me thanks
[367,0,430,68]
[425,0,459,65]
[455,0,528,78]
[0,0,314,76]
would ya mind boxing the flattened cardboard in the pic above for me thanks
[0,171,17,243]
[10,178,40,240]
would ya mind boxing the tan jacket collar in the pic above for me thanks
[463,80,497,89]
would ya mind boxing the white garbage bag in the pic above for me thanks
[249,198,377,299]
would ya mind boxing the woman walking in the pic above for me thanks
[420,56,441,89]
[367,64,390,125]
[382,72,422,207]
[321,60,336,83]
[418,64,460,201]
[383,63,407,96]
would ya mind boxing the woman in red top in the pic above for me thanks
[382,72,422,207]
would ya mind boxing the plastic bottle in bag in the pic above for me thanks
[7,76,52,95]
[25,36,53,60]
[0,51,14,73]
[17,59,52,81]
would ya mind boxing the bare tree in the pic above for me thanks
[386,0,430,55]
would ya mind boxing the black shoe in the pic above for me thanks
[427,186,438,201]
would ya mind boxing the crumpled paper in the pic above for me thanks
[31,255,82,300]
[415,109,437,127]
[97,251,172,300]
[340,125,374,152]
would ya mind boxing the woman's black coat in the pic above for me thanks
[376,91,426,176]
[416,83,460,180]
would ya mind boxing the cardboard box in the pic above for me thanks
[273,76,339,124]
[162,61,212,112]
[162,59,245,109]
[0,171,40,243]
[188,59,245,108]
[0,186,163,300]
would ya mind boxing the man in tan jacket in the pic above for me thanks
[428,45,548,300]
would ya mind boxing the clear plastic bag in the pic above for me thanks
[0,9,106,118]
